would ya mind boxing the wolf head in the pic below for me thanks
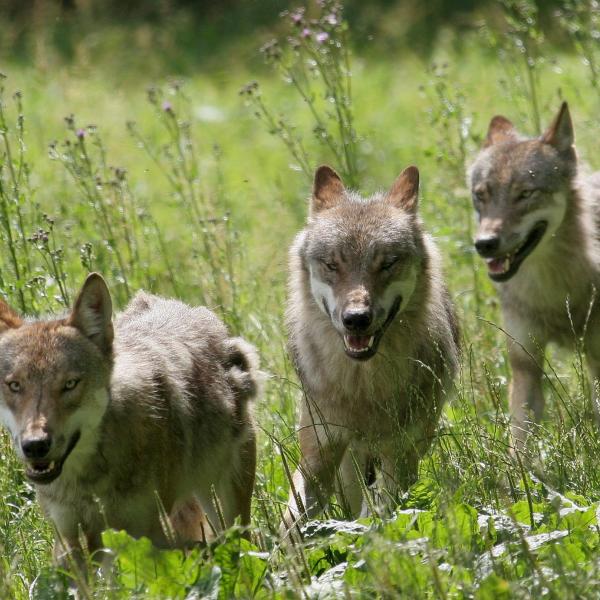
[301,165,425,361]
[469,102,576,282]
[0,274,113,485]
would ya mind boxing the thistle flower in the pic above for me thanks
[290,9,304,25]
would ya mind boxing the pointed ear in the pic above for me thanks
[0,299,22,333]
[484,115,517,147]
[542,102,574,153]
[68,273,113,353]
[387,165,419,213]
[311,165,345,214]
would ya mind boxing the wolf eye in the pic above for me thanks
[381,258,399,271]
[473,190,486,204]
[517,189,536,201]
[321,260,337,272]
[6,381,20,393]
[63,379,80,391]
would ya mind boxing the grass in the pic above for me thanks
[2,2,600,598]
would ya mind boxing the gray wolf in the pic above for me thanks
[0,273,259,563]
[469,102,600,448]
[282,165,459,533]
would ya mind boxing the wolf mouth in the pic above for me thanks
[485,221,548,282]
[343,298,402,361]
[25,430,81,485]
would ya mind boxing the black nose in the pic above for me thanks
[21,436,52,460]
[342,308,372,332]
[474,236,500,256]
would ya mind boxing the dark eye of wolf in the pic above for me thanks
[380,258,398,271]
[517,189,536,201]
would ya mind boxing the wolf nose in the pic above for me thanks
[342,308,372,332]
[21,436,52,460]
[474,236,500,256]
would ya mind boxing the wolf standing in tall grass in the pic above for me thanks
[282,166,459,531]
[470,102,600,448]
[0,273,259,562]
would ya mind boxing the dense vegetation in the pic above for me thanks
[1,0,600,597]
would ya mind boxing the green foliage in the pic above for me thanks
[483,0,547,135]
[242,1,360,186]
[2,1,600,598]
[556,0,600,95]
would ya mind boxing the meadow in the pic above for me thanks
[1,1,600,597]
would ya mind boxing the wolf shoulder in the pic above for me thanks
[111,291,259,415]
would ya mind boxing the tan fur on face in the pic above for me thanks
[304,172,426,337]
[0,316,111,448]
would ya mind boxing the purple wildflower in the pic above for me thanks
[290,9,304,24]
[315,31,329,43]
[76,128,85,139]
[162,101,173,113]
[325,13,338,26]
[301,28,311,38]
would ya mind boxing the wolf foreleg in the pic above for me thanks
[585,355,600,425]
[281,419,347,536]
[508,342,545,450]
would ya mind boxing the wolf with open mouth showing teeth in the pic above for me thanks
[0,273,259,568]
[469,102,600,449]
[281,165,459,534]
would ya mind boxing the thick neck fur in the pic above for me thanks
[499,174,600,331]
[287,230,458,407]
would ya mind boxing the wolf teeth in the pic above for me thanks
[343,335,375,352]
[32,461,56,474]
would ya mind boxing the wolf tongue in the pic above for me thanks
[487,258,508,274]
[346,335,371,350]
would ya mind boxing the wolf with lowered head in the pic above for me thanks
[470,102,600,448]
[282,165,459,532]
[0,273,259,563]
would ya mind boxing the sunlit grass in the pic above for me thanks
[1,5,600,597]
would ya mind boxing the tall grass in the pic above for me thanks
[242,0,360,186]
[0,1,600,598]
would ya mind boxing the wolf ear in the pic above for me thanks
[388,165,419,213]
[68,273,114,353]
[484,115,517,147]
[311,165,345,213]
[0,299,22,333]
[542,102,574,154]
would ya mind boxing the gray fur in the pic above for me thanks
[282,166,459,533]
[469,103,600,447]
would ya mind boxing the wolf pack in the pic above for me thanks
[0,101,597,569]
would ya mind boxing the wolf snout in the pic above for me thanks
[474,235,500,257]
[342,307,373,332]
[21,434,52,460]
